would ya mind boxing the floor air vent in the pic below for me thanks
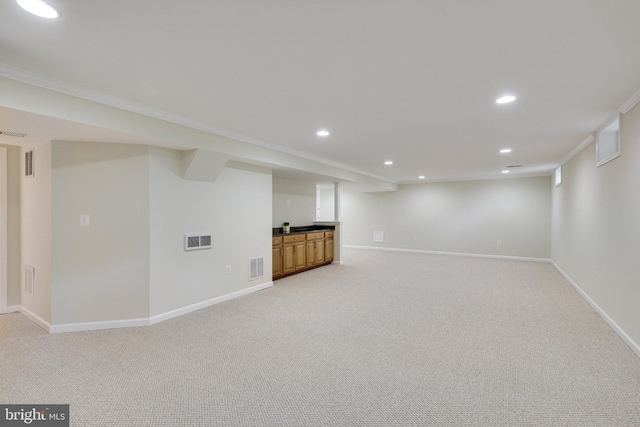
[249,257,264,280]
[184,234,212,251]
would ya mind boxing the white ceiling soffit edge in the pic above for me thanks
[0,63,395,186]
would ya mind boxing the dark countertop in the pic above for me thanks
[272,224,335,237]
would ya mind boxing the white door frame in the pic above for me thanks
[0,147,8,314]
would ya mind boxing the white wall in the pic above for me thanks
[51,141,150,324]
[551,103,640,349]
[272,177,316,227]
[316,187,335,221]
[21,142,52,323]
[1,144,21,307]
[342,176,551,259]
[149,148,272,316]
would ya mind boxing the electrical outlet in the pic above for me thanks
[497,240,502,246]
[226,265,231,274]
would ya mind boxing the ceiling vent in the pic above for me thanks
[0,131,27,138]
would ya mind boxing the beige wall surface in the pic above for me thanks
[21,142,52,323]
[551,104,640,347]
[272,177,316,227]
[342,176,552,259]
[149,149,272,316]
[51,141,151,324]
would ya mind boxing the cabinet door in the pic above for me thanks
[306,241,316,267]
[315,240,325,264]
[294,242,306,270]
[283,244,296,273]
[324,238,334,263]
[272,246,283,278]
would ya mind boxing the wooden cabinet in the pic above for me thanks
[324,231,334,263]
[282,234,306,274]
[272,229,334,280]
[272,236,283,278]
[306,239,324,267]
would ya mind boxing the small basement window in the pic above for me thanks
[596,115,621,167]
[554,166,562,188]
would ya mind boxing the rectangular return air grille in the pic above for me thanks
[184,233,212,251]
[249,257,264,280]
[24,265,35,297]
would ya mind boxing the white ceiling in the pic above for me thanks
[1,0,640,185]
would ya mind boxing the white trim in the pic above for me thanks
[560,134,595,166]
[5,304,19,313]
[19,306,51,332]
[50,317,149,334]
[149,281,272,325]
[0,148,6,314]
[618,89,640,114]
[550,261,640,359]
[331,261,344,265]
[344,245,550,263]
[41,281,273,333]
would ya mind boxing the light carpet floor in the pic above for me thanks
[1,248,640,426]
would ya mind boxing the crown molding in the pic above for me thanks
[619,89,640,114]
[560,134,594,166]
[0,63,395,185]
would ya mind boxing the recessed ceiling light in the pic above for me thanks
[316,130,329,137]
[384,161,393,165]
[500,148,512,154]
[496,95,516,104]
[17,0,59,18]
[418,176,425,180]
[501,170,510,174]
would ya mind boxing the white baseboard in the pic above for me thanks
[28,281,274,334]
[149,281,273,325]
[5,304,19,313]
[344,245,551,263]
[50,316,149,334]
[331,261,344,265]
[551,261,640,359]
[19,306,51,332]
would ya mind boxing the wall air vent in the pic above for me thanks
[506,165,523,168]
[25,265,35,297]
[249,257,264,280]
[25,149,34,178]
[184,233,212,251]
[0,131,27,138]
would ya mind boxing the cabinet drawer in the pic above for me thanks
[283,234,306,244]
[324,231,334,238]
[272,236,282,246]
[306,232,324,241]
